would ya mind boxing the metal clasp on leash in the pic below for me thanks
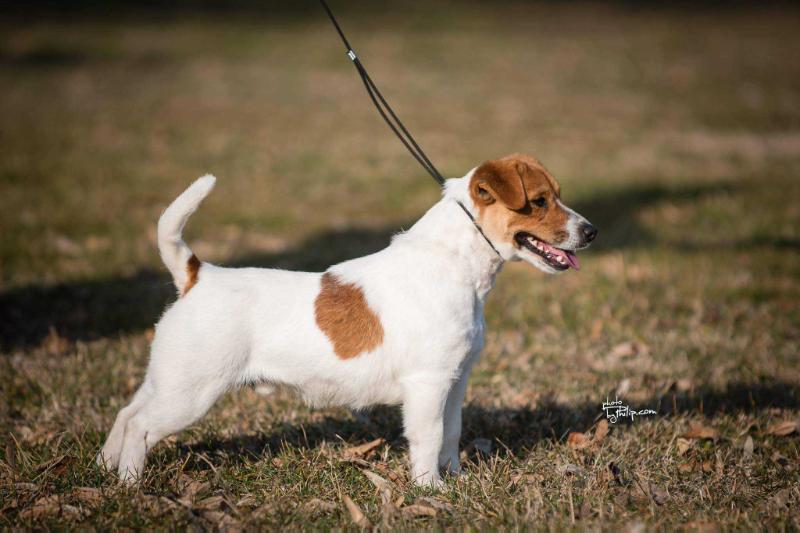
[347,50,357,62]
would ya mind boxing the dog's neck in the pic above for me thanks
[397,172,505,301]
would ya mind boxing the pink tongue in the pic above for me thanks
[565,251,581,270]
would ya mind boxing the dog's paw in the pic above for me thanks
[412,472,444,490]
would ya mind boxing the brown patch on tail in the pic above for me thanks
[183,254,201,296]
[314,272,384,359]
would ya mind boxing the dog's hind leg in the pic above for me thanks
[116,379,226,483]
[96,381,154,471]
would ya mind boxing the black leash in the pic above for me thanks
[318,0,503,259]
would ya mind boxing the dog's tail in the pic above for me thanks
[157,174,216,296]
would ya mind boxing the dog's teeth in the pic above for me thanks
[557,256,565,263]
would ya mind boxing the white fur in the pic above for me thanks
[556,198,590,251]
[98,170,564,486]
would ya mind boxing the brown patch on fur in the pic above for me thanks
[183,254,201,295]
[469,153,571,247]
[315,272,384,359]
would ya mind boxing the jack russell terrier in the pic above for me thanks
[97,153,597,486]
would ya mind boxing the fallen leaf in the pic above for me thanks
[650,483,669,505]
[416,497,454,513]
[195,495,225,511]
[567,432,591,449]
[402,503,438,518]
[19,496,83,521]
[235,494,258,509]
[137,494,181,516]
[201,510,239,528]
[594,420,609,443]
[678,461,695,473]
[766,420,798,437]
[13,482,38,492]
[372,462,404,484]
[609,341,648,360]
[676,438,692,455]
[342,495,371,528]
[682,422,718,440]
[362,469,393,511]
[302,498,337,515]
[743,436,754,460]
[42,326,70,355]
[771,450,790,469]
[561,463,585,476]
[72,487,103,505]
[344,438,385,458]
[362,470,392,492]
[177,476,210,507]
[768,488,792,511]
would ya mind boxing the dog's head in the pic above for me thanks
[469,153,597,273]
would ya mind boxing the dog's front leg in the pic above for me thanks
[438,367,471,475]
[402,377,450,487]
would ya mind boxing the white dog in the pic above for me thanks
[98,153,597,486]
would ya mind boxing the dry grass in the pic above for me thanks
[1,1,799,528]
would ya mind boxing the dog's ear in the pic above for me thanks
[471,160,527,210]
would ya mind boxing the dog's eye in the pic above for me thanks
[532,197,547,208]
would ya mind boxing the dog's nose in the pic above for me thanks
[582,223,598,243]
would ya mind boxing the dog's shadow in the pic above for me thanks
[177,378,799,471]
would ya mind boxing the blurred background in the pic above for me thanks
[1,1,798,528]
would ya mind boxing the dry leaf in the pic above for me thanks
[682,422,718,440]
[561,463,584,476]
[303,498,337,515]
[402,503,438,518]
[771,450,790,468]
[362,470,392,492]
[766,420,798,437]
[678,461,694,473]
[594,420,609,443]
[72,487,103,505]
[416,497,454,513]
[609,341,648,360]
[343,438,386,458]
[177,476,210,507]
[343,495,371,528]
[676,438,692,455]
[650,483,669,505]
[19,496,83,521]
[743,436,754,460]
[195,495,225,511]
[567,432,591,449]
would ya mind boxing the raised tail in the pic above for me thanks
[157,174,216,296]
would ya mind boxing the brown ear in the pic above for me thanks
[471,160,527,210]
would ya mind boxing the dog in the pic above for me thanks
[97,153,597,486]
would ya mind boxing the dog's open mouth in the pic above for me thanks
[514,232,580,271]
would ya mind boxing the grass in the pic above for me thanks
[1,1,799,528]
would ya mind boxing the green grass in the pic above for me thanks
[1,1,799,528]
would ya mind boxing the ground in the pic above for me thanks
[1,1,799,529]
